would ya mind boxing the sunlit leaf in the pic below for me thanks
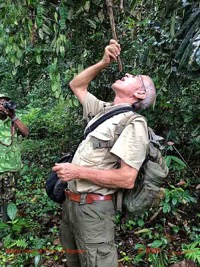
[7,202,18,221]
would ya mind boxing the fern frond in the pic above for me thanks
[15,239,28,248]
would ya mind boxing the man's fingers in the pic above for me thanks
[105,44,120,60]
[52,164,62,171]
[109,39,121,49]
[105,49,117,60]
[110,39,119,45]
[110,44,121,55]
[102,40,121,63]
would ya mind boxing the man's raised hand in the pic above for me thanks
[101,39,121,65]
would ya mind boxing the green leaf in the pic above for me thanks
[137,219,145,227]
[0,221,9,230]
[86,19,97,29]
[54,12,58,23]
[0,3,6,8]
[15,239,28,248]
[52,83,58,92]
[14,58,21,67]
[60,46,65,54]
[134,228,151,234]
[55,90,61,98]
[12,68,17,75]
[7,202,18,221]
[173,226,180,233]
[38,29,44,40]
[170,11,175,37]
[36,55,41,64]
[151,240,163,248]
[84,1,90,12]
[34,255,41,267]
[17,49,23,58]
[170,156,186,167]
[164,156,171,166]
[72,97,79,107]
[172,198,177,205]
[163,203,171,213]
[191,126,200,137]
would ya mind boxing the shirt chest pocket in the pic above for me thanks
[80,131,114,165]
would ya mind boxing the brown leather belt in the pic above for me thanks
[65,190,113,204]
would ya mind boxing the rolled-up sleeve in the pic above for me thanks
[110,118,149,170]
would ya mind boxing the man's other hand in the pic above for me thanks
[52,163,79,182]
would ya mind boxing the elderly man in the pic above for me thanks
[53,40,156,267]
[0,94,29,222]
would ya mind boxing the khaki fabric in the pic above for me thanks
[60,197,118,267]
[68,92,148,195]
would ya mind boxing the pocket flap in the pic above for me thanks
[90,131,114,149]
[90,131,111,141]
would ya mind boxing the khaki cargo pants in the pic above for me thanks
[60,195,118,267]
[0,172,17,222]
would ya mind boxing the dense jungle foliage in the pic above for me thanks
[0,0,199,266]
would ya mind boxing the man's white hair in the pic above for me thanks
[140,75,156,110]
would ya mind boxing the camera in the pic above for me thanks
[3,101,17,110]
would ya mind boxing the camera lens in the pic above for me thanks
[3,101,17,110]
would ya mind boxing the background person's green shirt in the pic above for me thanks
[0,118,21,173]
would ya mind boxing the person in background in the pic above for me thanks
[53,39,156,267]
[0,94,29,222]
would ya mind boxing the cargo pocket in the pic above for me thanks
[81,131,112,165]
[95,242,118,267]
[75,203,106,243]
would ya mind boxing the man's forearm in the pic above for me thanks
[53,160,138,190]
[74,164,137,189]
[14,119,29,137]
[69,60,109,92]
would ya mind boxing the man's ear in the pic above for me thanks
[133,90,146,100]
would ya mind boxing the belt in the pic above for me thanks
[65,190,113,204]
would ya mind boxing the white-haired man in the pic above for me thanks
[53,39,156,267]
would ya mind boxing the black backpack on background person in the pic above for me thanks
[45,106,169,216]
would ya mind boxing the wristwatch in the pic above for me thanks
[11,116,18,122]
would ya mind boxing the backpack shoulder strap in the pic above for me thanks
[114,112,146,138]
[72,106,135,157]
[84,106,134,139]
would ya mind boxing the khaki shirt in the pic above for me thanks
[68,92,149,195]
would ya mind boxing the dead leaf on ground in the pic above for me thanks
[169,259,197,267]
[176,180,186,186]
[196,184,200,189]
[167,141,174,146]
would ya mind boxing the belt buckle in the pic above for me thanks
[65,190,70,200]
[80,193,87,205]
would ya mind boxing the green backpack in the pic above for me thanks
[121,127,168,215]
[116,115,169,216]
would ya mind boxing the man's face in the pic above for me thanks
[111,73,145,96]
[0,98,8,120]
